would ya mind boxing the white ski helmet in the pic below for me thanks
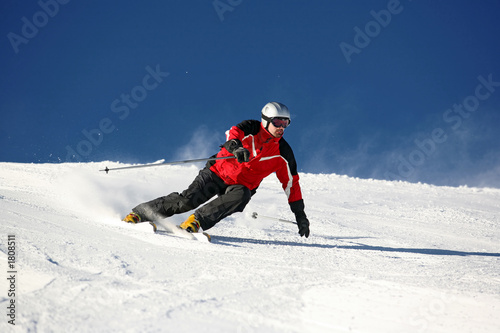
[261,102,291,129]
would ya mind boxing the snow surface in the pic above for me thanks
[1,162,499,333]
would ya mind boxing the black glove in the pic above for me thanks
[223,139,250,163]
[233,147,250,163]
[295,211,310,238]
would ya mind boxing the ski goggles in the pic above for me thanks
[270,117,290,128]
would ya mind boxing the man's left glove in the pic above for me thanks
[295,211,310,238]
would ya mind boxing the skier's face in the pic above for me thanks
[268,121,285,138]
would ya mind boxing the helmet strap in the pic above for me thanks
[262,113,272,131]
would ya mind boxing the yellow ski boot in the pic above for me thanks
[123,212,141,223]
[179,214,200,233]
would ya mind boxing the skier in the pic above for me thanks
[123,102,310,237]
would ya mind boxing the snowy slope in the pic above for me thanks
[1,162,499,333]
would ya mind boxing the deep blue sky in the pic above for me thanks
[2,0,500,188]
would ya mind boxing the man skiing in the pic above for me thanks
[123,102,310,238]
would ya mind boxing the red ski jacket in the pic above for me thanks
[210,120,305,213]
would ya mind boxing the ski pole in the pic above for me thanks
[100,156,236,174]
[251,212,297,225]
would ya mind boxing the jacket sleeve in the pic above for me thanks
[222,120,261,153]
[225,120,261,141]
[276,139,305,213]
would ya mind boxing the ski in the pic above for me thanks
[149,221,211,242]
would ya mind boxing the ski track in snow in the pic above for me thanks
[0,162,499,332]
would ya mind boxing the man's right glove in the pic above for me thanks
[223,139,250,163]
[295,211,310,238]
[233,147,250,163]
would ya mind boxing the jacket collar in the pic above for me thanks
[258,123,281,144]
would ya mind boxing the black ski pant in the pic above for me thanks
[132,167,253,230]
